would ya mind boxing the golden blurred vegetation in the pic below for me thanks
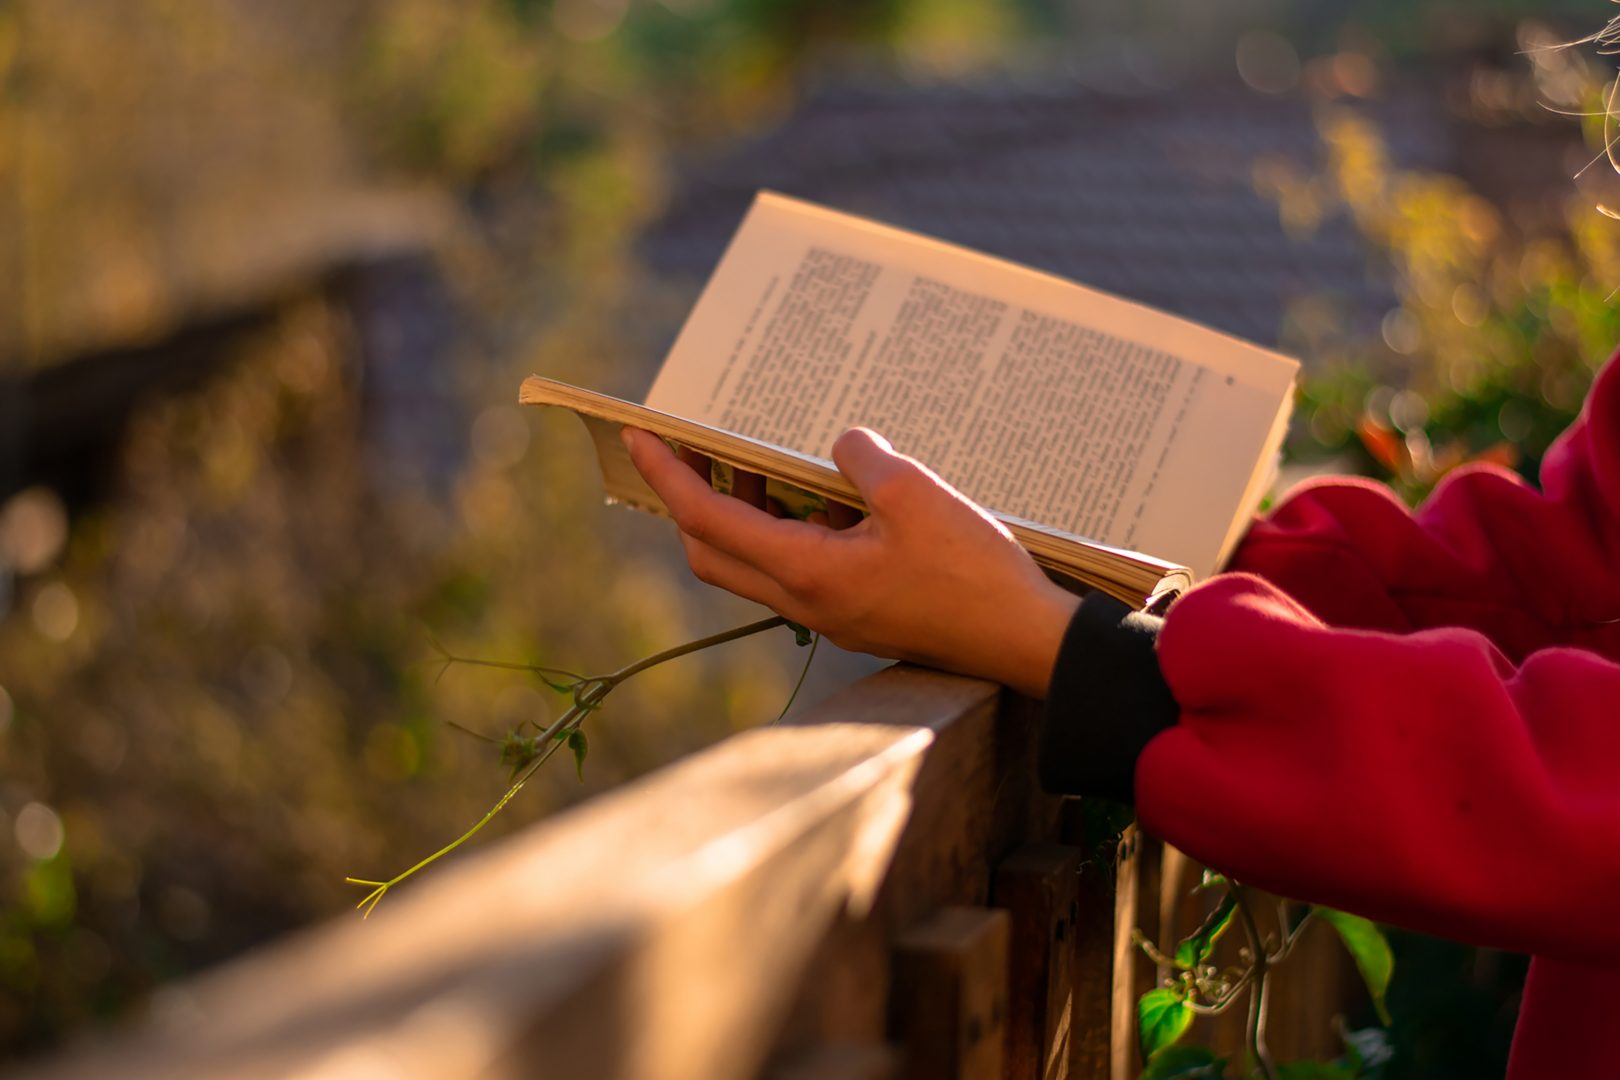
[1272,25,1620,501]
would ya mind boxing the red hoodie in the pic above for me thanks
[1041,351,1620,1076]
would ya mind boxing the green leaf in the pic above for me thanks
[566,729,588,782]
[500,733,541,776]
[1316,909,1394,1025]
[539,674,573,694]
[1174,892,1237,968]
[1138,1044,1226,1080]
[1198,869,1227,891]
[1138,987,1195,1060]
[1275,1062,1356,1080]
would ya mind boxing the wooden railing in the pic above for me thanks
[12,665,1344,1080]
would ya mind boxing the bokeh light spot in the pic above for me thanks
[1389,390,1429,434]
[158,886,212,942]
[470,405,531,471]
[1236,31,1300,96]
[1381,309,1421,355]
[1498,399,1534,442]
[1451,284,1488,328]
[16,803,65,861]
[0,487,69,576]
[31,583,79,642]
[1330,51,1378,97]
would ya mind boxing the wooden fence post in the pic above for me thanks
[993,845,1083,1080]
[892,906,1011,1080]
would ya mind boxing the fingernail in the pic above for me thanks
[619,426,633,450]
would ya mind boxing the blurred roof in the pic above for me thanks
[641,72,1457,354]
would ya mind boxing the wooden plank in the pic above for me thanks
[1262,914,1354,1060]
[1068,853,1117,1080]
[1110,827,1142,1080]
[993,845,1082,1080]
[891,906,1010,1080]
[1056,800,1127,1080]
[15,667,993,1080]
[765,675,1069,1065]
[764,1043,899,1080]
[785,667,1033,916]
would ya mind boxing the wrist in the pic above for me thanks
[998,578,1081,698]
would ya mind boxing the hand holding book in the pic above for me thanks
[623,424,1080,697]
[521,191,1299,656]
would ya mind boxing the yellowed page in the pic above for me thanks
[646,192,1298,578]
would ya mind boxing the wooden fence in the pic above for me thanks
[12,665,1350,1080]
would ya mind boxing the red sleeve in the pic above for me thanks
[1137,355,1620,962]
[1137,573,1620,964]
[1227,353,1620,661]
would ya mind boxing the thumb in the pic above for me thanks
[832,428,926,514]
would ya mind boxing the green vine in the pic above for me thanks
[1135,870,1394,1080]
[346,616,819,916]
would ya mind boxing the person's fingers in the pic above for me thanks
[622,427,819,571]
[678,533,798,614]
[732,468,767,509]
[828,500,863,530]
[831,427,927,517]
[676,444,712,484]
[807,504,860,528]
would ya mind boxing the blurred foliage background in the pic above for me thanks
[0,0,1614,1074]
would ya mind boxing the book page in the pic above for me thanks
[646,192,1298,578]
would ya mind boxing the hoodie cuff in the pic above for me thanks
[1037,591,1178,803]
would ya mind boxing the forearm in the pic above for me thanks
[991,580,1082,698]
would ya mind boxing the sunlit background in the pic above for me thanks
[3,1,1616,1074]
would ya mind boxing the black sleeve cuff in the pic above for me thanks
[1037,591,1179,803]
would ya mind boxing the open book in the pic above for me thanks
[522,192,1299,610]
